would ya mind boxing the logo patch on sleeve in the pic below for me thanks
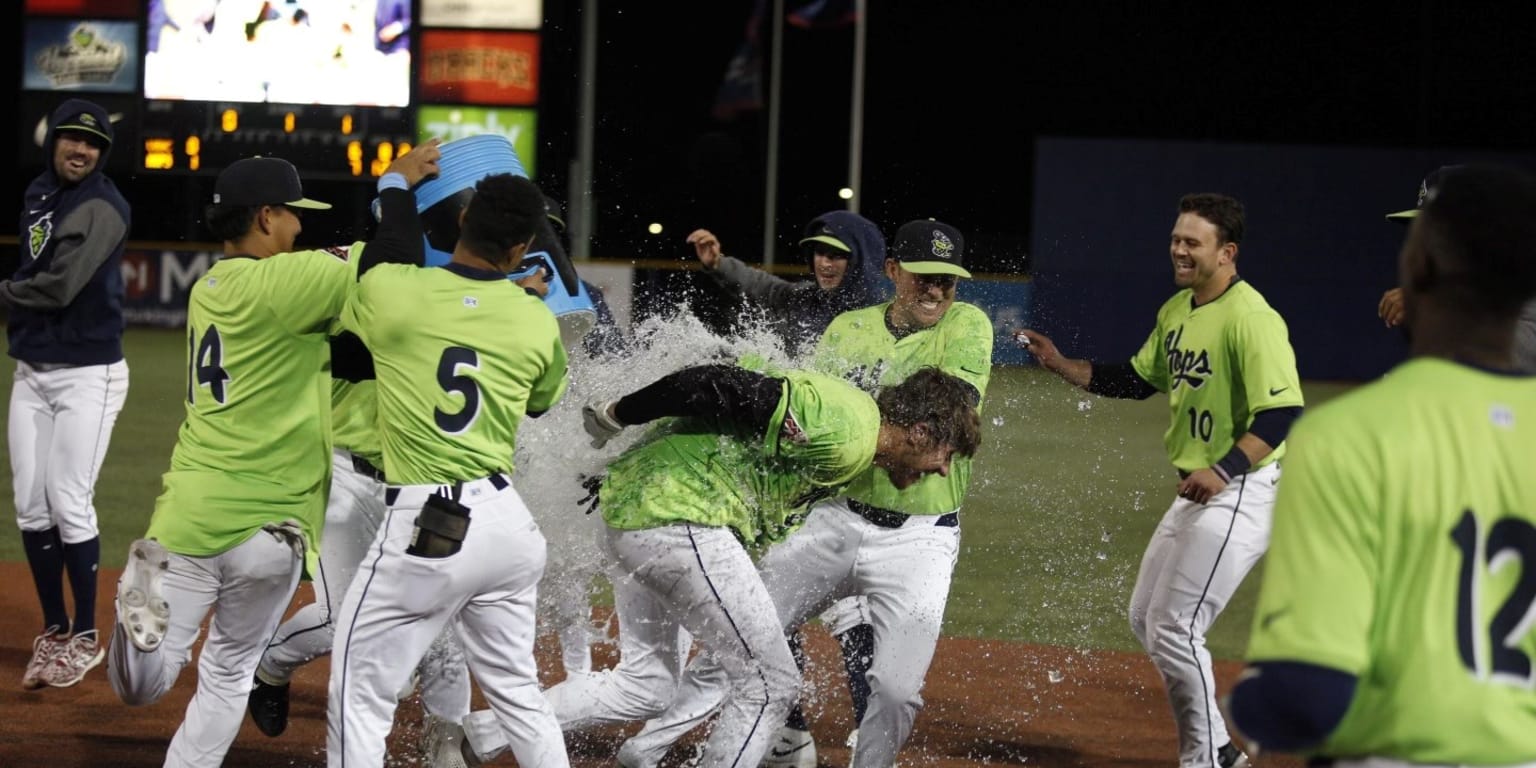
[323,246,351,262]
[781,409,809,445]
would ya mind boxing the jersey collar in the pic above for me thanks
[1191,275,1243,309]
[441,262,508,282]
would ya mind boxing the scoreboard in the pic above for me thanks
[138,101,417,180]
[21,0,545,181]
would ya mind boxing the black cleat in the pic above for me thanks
[247,674,291,737]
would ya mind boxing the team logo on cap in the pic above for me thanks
[76,113,100,128]
[1416,179,1430,208]
[929,229,955,259]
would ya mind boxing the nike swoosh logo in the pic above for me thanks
[1268,386,1289,396]
[771,743,811,758]
[1261,607,1291,630]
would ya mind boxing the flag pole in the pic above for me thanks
[570,0,598,260]
[761,0,785,267]
[847,0,866,214]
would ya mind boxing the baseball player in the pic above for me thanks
[1377,165,1536,373]
[1019,193,1303,768]
[1229,165,1536,765]
[460,364,982,768]
[106,143,441,767]
[6,98,130,690]
[615,218,994,768]
[245,375,473,760]
[325,173,570,768]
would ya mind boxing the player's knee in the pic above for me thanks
[608,666,680,717]
[866,669,925,713]
[1144,615,1196,661]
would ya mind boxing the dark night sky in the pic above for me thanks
[7,2,1536,274]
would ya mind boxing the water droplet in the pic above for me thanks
[1101,530,1112,543]
[1095,551,1107,561]
[1076,399,1093,412]
[1047,669,1064,684]
[991,415,1005,427]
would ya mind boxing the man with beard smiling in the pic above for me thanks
[5,98,130,691]
[613,218,993,768]
[1019,194,1303,768]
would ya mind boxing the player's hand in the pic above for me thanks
[686,229,722,270]
[582,399,626,449]
[1177,468,1226,505]
[387,138,443,187]
[515,266,551,298]
[1377,286,1405,328]
[1014,329,1062,369]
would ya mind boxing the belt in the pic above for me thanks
[848,499,958,529]
[349,452,387,483]
[385,473,509,506]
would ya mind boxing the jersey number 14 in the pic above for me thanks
[1450,509,1536,684]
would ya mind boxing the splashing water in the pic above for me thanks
[511,304,802,667]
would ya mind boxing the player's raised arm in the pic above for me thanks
[1015,328,1158,398]
[357,138,442,276]
[582,364,786,448]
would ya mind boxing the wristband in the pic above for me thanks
[1211,446,1252,484]
[376,172,409,192]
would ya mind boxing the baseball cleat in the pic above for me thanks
[247,671,291,737]
[760,725,817,768]
[1218,742,1250,768]
[117,539,171,652]
[422,714,479,768]
[21,628,68,690]
[43,631,104,688]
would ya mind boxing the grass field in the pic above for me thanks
[0,327,1355,660]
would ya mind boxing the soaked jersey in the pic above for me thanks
[601,369,880,548]
[341,263,568,486]
[1246,358,1536,763]
[148,245,361,565]
[330,379,381,467]
[813,301,993,514]
[1130,279,1303,471]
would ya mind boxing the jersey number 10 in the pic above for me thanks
[1449,509,1536,684]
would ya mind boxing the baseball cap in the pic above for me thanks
[1386,165,1462,221]
[543,194,567,232]
[798,222,851,253]
[212,156,331,209]
[891,219,970,278]
[55,109,113,148]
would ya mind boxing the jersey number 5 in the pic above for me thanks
[187,325,231,405]
[1450,509,1536,684]
[435,346,481,434]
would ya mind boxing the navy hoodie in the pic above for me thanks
[707,210,889,356]
[4,99,130,365]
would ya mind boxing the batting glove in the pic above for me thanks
[582,399,627,449]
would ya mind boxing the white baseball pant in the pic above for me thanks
[9,359,129,541]
[326,476,566,768]
[108,527,303,767]
[621,499,960,768]
[531,523,798,768]
[1128,462,1277,768]
[261,450,470,720]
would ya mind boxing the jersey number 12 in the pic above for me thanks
[1450,509,1536,684]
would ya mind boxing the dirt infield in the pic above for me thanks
[0,563,1298,768]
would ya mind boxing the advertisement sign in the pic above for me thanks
[23,19,139,92]
[419,31,539,106]
[421,0,542,29]
[121,250,216,327]
[418,106,537,176]
[25,0,138,16]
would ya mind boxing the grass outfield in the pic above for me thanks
[0,326,1355,658]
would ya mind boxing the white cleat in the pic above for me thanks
[117,539,171,652]
[760,726,817,768]
[423,714,479,768]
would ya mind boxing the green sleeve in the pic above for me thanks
[942,306,994,401]
[528,316,570,414]
[1246,416,1378,675]
[266,245,363,335]
[1129,322,1170,392]
[339,265,382,347]
[1233,310,1305,415]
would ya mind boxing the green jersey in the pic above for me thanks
[331,379,381,467]
[148,245,362,564]
[813,301,993,514]
[1246,358,1536,764]
[601,369,880,548]
[1129,279,1303,471]
[341,263,568,485]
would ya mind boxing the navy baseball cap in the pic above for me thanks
[1386,165,1463,222]
[54,108,113,148]
[212,156,331,209]
[891,219,970,278]
[798,221,851,253]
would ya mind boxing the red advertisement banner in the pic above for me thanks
[419,30,539,106]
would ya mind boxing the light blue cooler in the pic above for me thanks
[401,134,595,347]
